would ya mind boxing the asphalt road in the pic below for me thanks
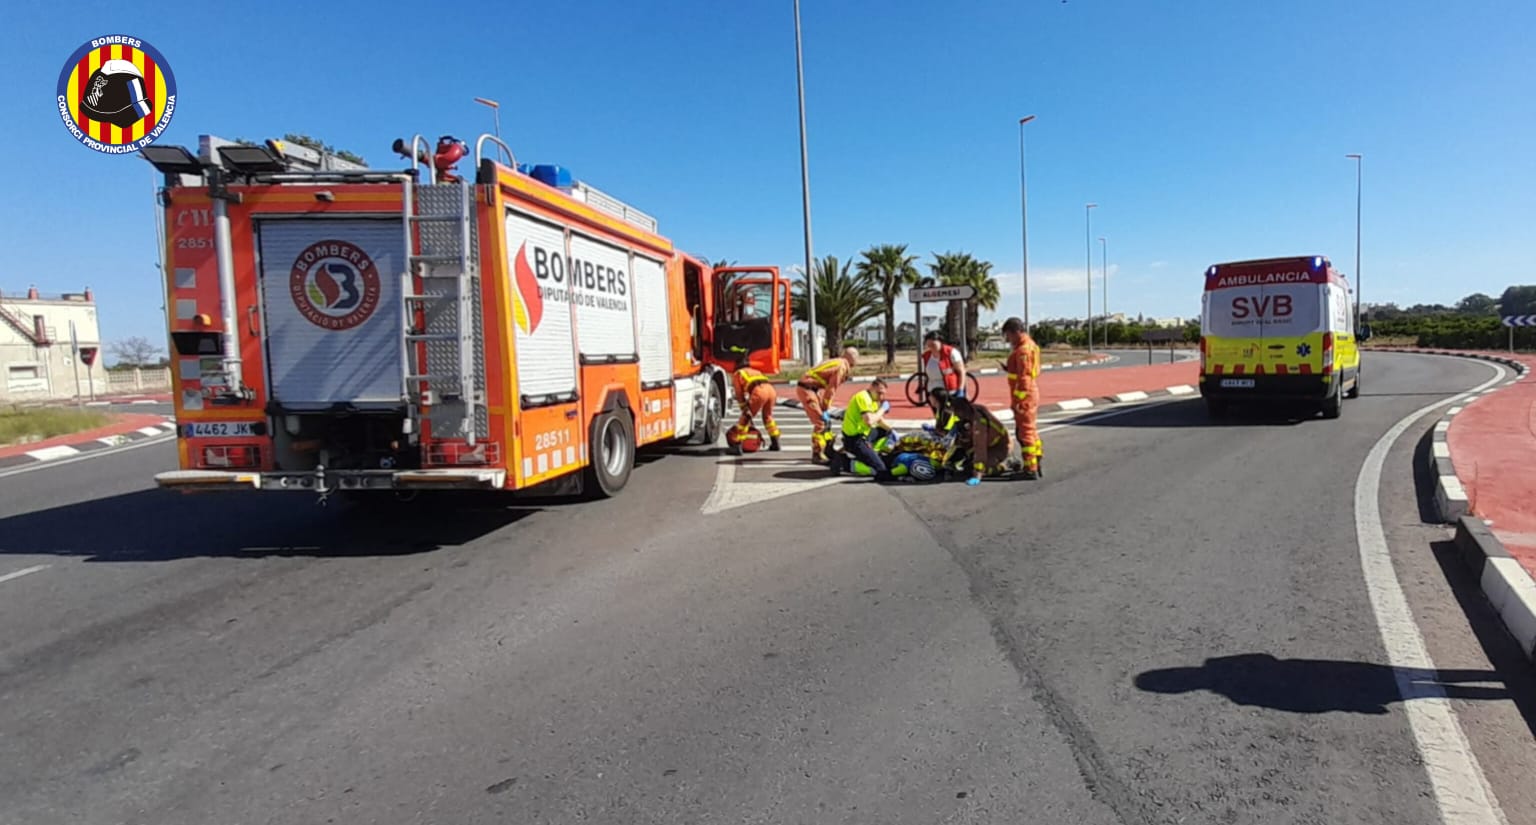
[0,352,1531,824]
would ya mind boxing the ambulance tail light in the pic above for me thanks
[1199,336,1209,370]
[1322,332,1335,374]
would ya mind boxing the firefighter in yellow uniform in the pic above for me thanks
[1001,317,1042,479]
[795,347,858,463]
[728,364,781,454]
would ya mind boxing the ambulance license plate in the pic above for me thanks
[1220,378,1256,389]
[185,422,259,438]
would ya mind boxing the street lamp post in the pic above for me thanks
[1018,115,1036,329]
[473,97,502,140]
[1346,153,1362,335]
[1085,203,1097,354]
[793,0,820,361]
[1099,236,1108,348]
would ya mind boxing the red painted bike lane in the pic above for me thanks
[1445,352,1536,575]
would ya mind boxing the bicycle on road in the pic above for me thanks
[904,371,981,408]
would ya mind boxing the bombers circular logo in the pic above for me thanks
[56,35,177,154]
[289,241,382,331]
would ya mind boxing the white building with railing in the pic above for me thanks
[1,286,110,403]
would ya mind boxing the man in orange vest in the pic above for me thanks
[795,346,858,463]
[919,331,967,421]
[727,362,781,454]
[1001,316,1042,479]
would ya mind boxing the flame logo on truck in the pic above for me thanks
[511,242,544,335]
[289,240,382,331]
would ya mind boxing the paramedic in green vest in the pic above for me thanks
[840,377,895,481]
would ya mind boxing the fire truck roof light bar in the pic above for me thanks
[140,144,203,176]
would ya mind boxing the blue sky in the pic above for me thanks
[4,0,1533,354]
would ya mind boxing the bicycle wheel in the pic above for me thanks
[904,373,927,407]
[964,373,981,402]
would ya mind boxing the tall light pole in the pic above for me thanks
[473,97,502,141]
[1346,153,1362,335]
[1085,203,1097,354]
[1099,236,1108,348]
[1018,114,1036,329]
[793,0,820,361]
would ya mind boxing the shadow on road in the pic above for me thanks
[0,488,538,562]
[1134,653,1509,714]
[1428,540,1536,735]
[1069,398,1311,429]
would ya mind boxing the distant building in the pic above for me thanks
[0,286,108,403]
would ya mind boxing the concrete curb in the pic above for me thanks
[1454,516,1536,662]
[776,383,1200,418]
[0,417,177,471]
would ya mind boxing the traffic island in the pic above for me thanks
[1395,347,1536,662]
[0,411,177,470]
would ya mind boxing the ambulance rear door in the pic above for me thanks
[1253,277,1324,375]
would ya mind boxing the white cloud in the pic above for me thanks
[1150,261,1170,269]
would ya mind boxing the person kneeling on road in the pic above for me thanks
[836,377,896,482]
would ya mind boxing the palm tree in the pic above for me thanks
[928,252,1000,354]
[791,254,882,360]
[856,244,921,367]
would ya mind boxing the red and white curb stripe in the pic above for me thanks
[0,418,177,471]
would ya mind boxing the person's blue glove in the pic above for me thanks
[966,476,980,486]
[953,387,966,400]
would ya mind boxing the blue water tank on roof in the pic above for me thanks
[531,164,572,189]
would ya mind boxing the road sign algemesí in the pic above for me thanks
[909,285,977,303]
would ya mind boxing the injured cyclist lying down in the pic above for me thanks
[822,391,1033,485]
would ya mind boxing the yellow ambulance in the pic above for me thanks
[1198,255,1363,419]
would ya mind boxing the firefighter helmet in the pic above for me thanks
[80,59,153,129]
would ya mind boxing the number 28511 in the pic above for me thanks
[533,429,571,450]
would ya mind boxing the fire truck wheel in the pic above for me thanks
[585,410,635,498]
[702,380,725,445]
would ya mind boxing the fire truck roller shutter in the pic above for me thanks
[505,209,578,403]
[569,232,638,362]
[632,254,672,389]
[256,218,404,409]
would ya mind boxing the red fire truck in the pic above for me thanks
[141,132,790,502]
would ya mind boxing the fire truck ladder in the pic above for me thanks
[402,177,482,448]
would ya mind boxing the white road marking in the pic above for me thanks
[1057,398,1095,410]
[1353,359,1509,825]
[0,565,50,586]
[136,427,164,437]
[1167,384,1197,395]
[1113,390,1149,402]
[24,445,79,462]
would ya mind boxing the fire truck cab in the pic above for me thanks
[142,132,791,502]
